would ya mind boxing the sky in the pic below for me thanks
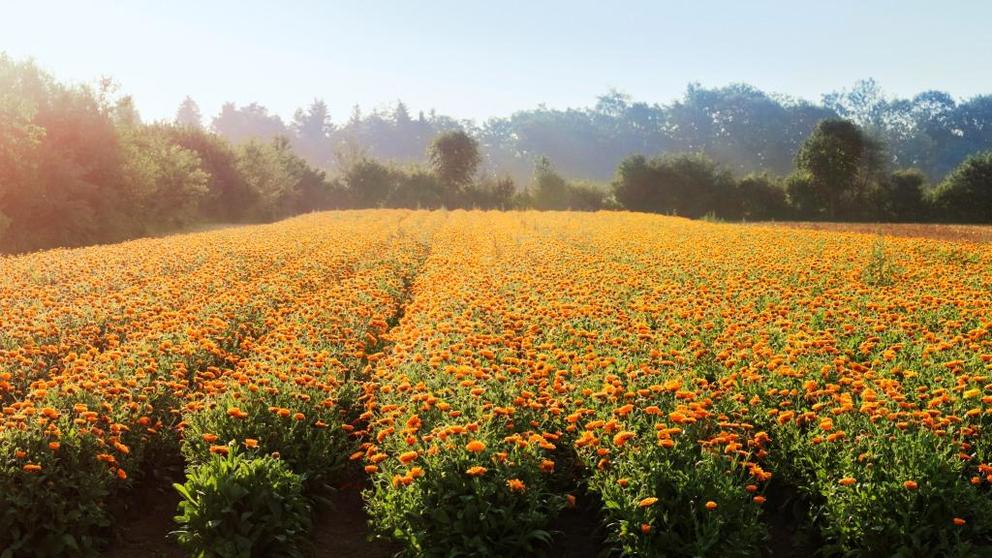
[2,0,990,125]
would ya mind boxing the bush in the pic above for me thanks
[734,174,789,220]
[879,169,929,222]
[931,152,992,223]
[173,449,312,558]
[1,425,121,557]
[180,381,356,491]
[612,153,736,218]
[341,157,399,208]
[365,426,563,557]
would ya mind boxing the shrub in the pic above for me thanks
[612,153,736,218]
[734,174,789,220]
[931,152,992,223]
[180,381,356,491]
[173,449,312,558]
[1,426,119,557]
[365,426,563,557]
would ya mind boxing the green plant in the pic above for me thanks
[180,381,356,492]
[0,427,117,558]
[863,238,900,286]
[173,448,312,558]
[365,427,563,557]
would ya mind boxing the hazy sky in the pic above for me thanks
[3,1,990,124]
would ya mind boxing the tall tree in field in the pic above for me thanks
[795,119,885,219]
[428,130,480,204]
[175,96,203,128]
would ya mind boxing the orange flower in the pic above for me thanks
[117,468,128,480]
[14,450,27,459]
[638,497,658,508]
[364,465,379,474]
[753,495,766,505]
[399,451,418,464]
[640,523,651,534]
[23,464,42,474]
[705,501,718,511]
[209,445,229,456]
[227,407,247,419]
[202,433,219,443]
[466,465,488,477]
[566,494,576,508]
[612,431,636,447]
[838,476,856,487]
[506,478,526,492]
[953,517,966,526]
[48,442,60,451]
[244,438,259,449]
[466,440,486,453]
[293,412,305,421]
[903,480,918,491]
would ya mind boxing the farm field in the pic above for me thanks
[3,210,992,557]
[754,221,992,244]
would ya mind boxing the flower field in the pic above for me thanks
[3,210,992,557]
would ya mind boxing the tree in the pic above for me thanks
[291,99,334,168]
[612,153,735,217]
[531,156,570,210]
[212,102,287,144]
[118,126,210,230]
[734,174,789,220]
[880,169,928,222]
[795,119,886,219]
[342,158,397,208]
[428,130,481,198]
[164,124,254,222]
[176,96,203,128]
[931,152,992,223]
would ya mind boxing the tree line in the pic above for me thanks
[2,54,991,254]
[198,80,992,188]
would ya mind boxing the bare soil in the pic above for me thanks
[750,221,992,243]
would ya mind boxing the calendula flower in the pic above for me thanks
[465,440,486,453]
[506,478,526,492]
[466,466,488,477]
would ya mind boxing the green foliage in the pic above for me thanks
[931,151,992,223]
[427,130,481,192]
[733,173,789,220]
[365,434,563,557]
[0,427,118,557]
[795,119,886,219]
[880,169,929,222]
[118,125,210,232]
[0,55,339,254]
[342,157,399,208]
[862,238,901,286]
[612,152,736,217]
[173,449,312,558]
[463,175,519,210]
[180,383,355,490]
[531,156,571,210]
